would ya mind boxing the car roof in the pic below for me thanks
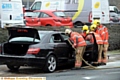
[38,30,64,34]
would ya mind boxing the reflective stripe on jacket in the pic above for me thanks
[70,32,86,47]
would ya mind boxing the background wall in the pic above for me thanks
[109,0,120,9]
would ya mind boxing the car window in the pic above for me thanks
[25,12,40,17]
[40,12,50,18]
[50,34,63,43]
[114,7,119,14]
[33,12,41,17]
[53,11,67,18]
[118,14,120,16]
[38,33,46,39]
[9,37,40,42]
[61,33,69,40]
[38,31,54,40]
[31,2,41,10]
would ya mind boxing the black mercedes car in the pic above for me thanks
[0,27,98,73]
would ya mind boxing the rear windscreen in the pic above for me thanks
[9,37,40,42]
[53,11,67,18]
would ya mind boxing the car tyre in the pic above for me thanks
[44,55,57,73]
[46,24,52,27]
[7,65,20,71]
[74,22,83,28]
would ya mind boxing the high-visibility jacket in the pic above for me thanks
[70,32,86,47]
[101,26,109,44]
[95,25,105,42]
[85,32,103,44]
[81,32,87,39]
[81,30,89,39]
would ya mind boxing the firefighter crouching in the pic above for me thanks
[93,20,109,65]
[85,24,103,65]
[81,25,89,38]
[65,29,87,69]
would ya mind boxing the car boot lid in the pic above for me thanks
[7,27,40,40]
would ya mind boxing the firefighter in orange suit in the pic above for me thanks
[81,25,89,38]
[85,24,103,64]
[93,19,109,65]
[65,29,87,69]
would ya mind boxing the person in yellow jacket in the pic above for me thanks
[85,24,103,65]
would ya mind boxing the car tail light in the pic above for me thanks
[53,19,61,22]
[27,48,40,54]
[110,17,113,21]
[89,11,92,22]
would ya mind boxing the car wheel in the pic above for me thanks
[44,55,57,73]
[7,65,20,71]
[46,24,52,26]
[74,22,83,28]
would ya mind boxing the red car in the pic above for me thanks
[24,11,41,27]
[33,10,73,28]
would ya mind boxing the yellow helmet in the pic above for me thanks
[82,25,88,31]
[90,24,97,31]
[65,29,72,34]
[93,19,100,26]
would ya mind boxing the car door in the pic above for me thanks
[60,33,75,59]
[49,33,69,60]
[84,33,98,62]
[38,12,54,26]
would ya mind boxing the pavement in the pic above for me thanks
[96,51,120,69]
[97,60,120,69]
[81,51,120,69]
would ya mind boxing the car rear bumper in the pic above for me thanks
[0,55,46,68]
[26,22,41,27]
[55,22,73,28]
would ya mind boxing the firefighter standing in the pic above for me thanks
[85,24,103,64]
[93,19,109,65]
[81,25,89,38]
[65,29,87,69]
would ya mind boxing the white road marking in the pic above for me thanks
[83,77,91,79]
[83,76,98,80]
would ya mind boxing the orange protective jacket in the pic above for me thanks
[102,26,109,44]
[85,32,103,44]
[95,25,106,43]
[70,32,86,47]
[81,32,87,39]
